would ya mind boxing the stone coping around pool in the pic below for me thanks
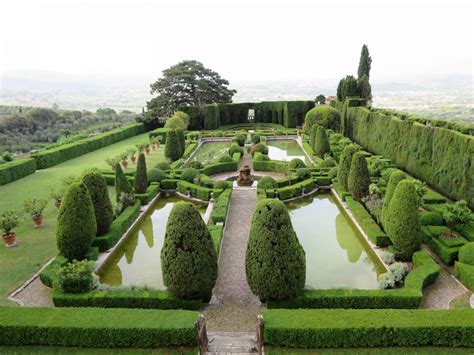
[330,188,390,273]
[183,137,232,166]
[266,135,315,166]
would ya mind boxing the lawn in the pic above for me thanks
[0,132,165,306]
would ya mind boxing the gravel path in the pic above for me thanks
[12,277,53,307]
[204,188,262,331]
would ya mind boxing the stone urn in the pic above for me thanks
[237,165,254,186]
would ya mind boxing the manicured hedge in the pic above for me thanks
[341,104,474,209]
[271,178,315,200]
[263,309,474,348]
[52,288,201,310]
[177,181,220,201]
[32,124,146,169]
[0,307,198,348]
[210,189,232,224]
[92,201,141,251]
[149,127,171,143]
[208,224,224,254]
[455,262,474,290]
[135,182,160,205]
[201,161,238,176]
[160,178,180,190]
[253,160,288,173]
[0,158,36,185]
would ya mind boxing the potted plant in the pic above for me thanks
[120,152,129,169]
[151,137,160,149]
[24,198,48,227]
[105,157,119,171]
[145,144,151,155]
[128,148,137,164]
[135,143,147,153]
[1,210,21,247]
[51,189,64,209]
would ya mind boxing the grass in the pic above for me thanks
[0,132,165,306]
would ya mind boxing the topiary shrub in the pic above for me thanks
[165,129,183,161]
[246,199,305,300]
[155,161,171,170]
[115,163,134,202]
[289,158,305,169]
[319,156,337,168]
[309,125,317,151]
[304,106,341,132]
[134,152,148,194]
[188,161,203,169]
[384,180,421,260]
[148,168,167,183]
[81,171,113,236]
[218,155,233,163]
[347,152,370,201]
[252,135,261,144]
[229,143,244,158]
[255,154,270,161]
[458,242,474,265]
[295,168,312,180]
[251,143,269,156]
[176,129,186,154]
[257,176,278,190]
[180,168,199,183]
[56,182,97,261]
[420,211,444,226]
[161,202,218,300]
[314,126,330,157]
[213,180,228,190]
[337,144,358,191]
[58,260,95,293]
[232,134,247,147]
[382,170,406,226]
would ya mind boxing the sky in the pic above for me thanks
[0,0,473,86]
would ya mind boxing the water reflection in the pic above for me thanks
[266,140,310,165]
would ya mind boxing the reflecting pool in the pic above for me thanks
[187,141,229,166]
[266,139,311,165]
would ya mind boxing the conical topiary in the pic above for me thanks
[134,152,148,193]
[161,202,218,300]
[309,124,317,151]
[115,162,133,202]
[56,182,97,260]
[382,170,406,227]
[176,128,186,155]
[165,129,183,161]
[384,180,421,260]
[81,171,113,236]
[314,126,330,157]
[246,199,306,300]
[347,152,370,200]
[337,144,358,191]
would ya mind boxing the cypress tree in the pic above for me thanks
[309,124,317,150]
[382,170,406,227]
[56,182,97,260]
[161,202,218,300]
[134,152,148,193]
[384,180,421,260]
[358,74,372,101]
[314,126,330,157]
[81,171,113,236]
[347,152,370,200]
[337,144,358,191]
[165,129,182,161]
[357,44,372,79]
[246,199,305,301]
[115,162,133,202]
[176,128,186,156]
[341,75,359,99]
[336,78,344,101]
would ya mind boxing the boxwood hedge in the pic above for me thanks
[0,158,36,186]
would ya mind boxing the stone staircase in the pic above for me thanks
[206,332,258,354]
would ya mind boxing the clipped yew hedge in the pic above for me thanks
[0,158,36,186]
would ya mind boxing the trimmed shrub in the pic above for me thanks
[255,153,270,161]
[246,199,305,300]
[319,156,337,168]
[232,133,247,147]
[218,155,233,163]
[295,168,311,180]
[251,143,269,156]
[458,242,474,265]
[347,152,370,201]
[213,180,228,190]
[420,211,444,226]
[115,163,133,202]
[164,112,189,130]
[164,129,183,161]
[81,171,113,236]
[0,158,36,186]
[180,167,199,183]
[133,152,148,194]
[148,168,167,183]
[155,161,171,170]
[257,176,278,190]
[161,202,218,300]
[288,158,305,169]
[337,144,358,191]
[314,126,330,157]
[304,106,341,132]
[176,128,186,154]
[56,183,97,260]
[252,134,261,144]
[382,170,407,226]
[58,260,94,293]
[384,180,421,260]
[228,143,244,158]
[455,261,474,289]
[188,160,203,169]
[309,125,317,151]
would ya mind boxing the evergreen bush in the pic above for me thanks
[180,168,199,183]
[458,242,474,265]
[165,130,183,161]
[347,152,370,201]
[161,202,218,300]
[314,126,330,157]
[288,158,305,169]
[134,152,148,194]
[257,176,278,190]
[155,161,171,170]
[382,170,406,226]
[148,168,167,183]
[304,106,341,132]
[319,156,337,168]
[309,125,317,150]
[188,161,203,169]
[56,182,97,260]
[384,180,421,260]
[252,135,261,144]
[176,129,186,154]
[81,171,113,236]
[59,260,95,293]
[115,163,134,202]
[246,199,305,300]
[295,168,312,180]
[251,143,269,156]
[229,143,244,158]
[218,155,233,163]
[337,144,358,191]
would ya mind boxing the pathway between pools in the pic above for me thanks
[203,186,261,353]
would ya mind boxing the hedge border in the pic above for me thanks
[0,158,36,186]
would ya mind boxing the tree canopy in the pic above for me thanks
[357,44,372,79]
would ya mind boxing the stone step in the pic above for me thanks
[207,332,258,354]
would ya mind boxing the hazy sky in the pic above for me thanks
[0,0,473,84]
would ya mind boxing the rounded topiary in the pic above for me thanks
[155,161,171,170]
[214,180,228,190]
[115,163,134,202]
[56,182,97,260]
[134,152,148,194]
[347,152,370,200]
[232,134,246,147]
[161,202,218,300]
[181,168,199,183]
[257,176,278,190]
[229,143,244,158]
[304,106,341,132]
[314,126,330,157]
[458,242,474,265]
[337,144,358,191]
[251,143,268,156]
[384,180,421,260]
[252,135,261,144]
[165,129,183,161]
[289,158,305,169]
[148,168,167,183]
[319,156,337,168]
[246,199,305,300]
[295,168,312,180]
[420,211,444,226]
[309,124,317,151]
[382,170,406,226]
[189,161,203,169]
[219,155,233,163]
[255,154,270,161]
[81,171,113,236]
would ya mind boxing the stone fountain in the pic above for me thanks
[237,165,254,186]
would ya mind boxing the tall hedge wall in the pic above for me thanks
[32,124,146,169]
[342,103,474,208]
[0,158,36,186]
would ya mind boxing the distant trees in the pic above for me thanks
[315,94,326,105]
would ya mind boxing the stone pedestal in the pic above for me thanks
[237,165,254,186]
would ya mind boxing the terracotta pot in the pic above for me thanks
[130,156,136,164]
[32,215,44,227]
[121,161,128,169]
[54,200,61,209]
[2,232,17,247]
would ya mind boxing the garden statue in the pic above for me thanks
[237,165,254,186]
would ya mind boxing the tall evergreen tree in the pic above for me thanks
[338,144,358,191]
[165,129,183,161]
[134,152,148,194]
[357,44,372,79]
[347,152,370,200]
[358,74,372,101]
[341,75,359,99]
[314,126,330,157]
[115,163,134,202]
[336,79,344,101]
